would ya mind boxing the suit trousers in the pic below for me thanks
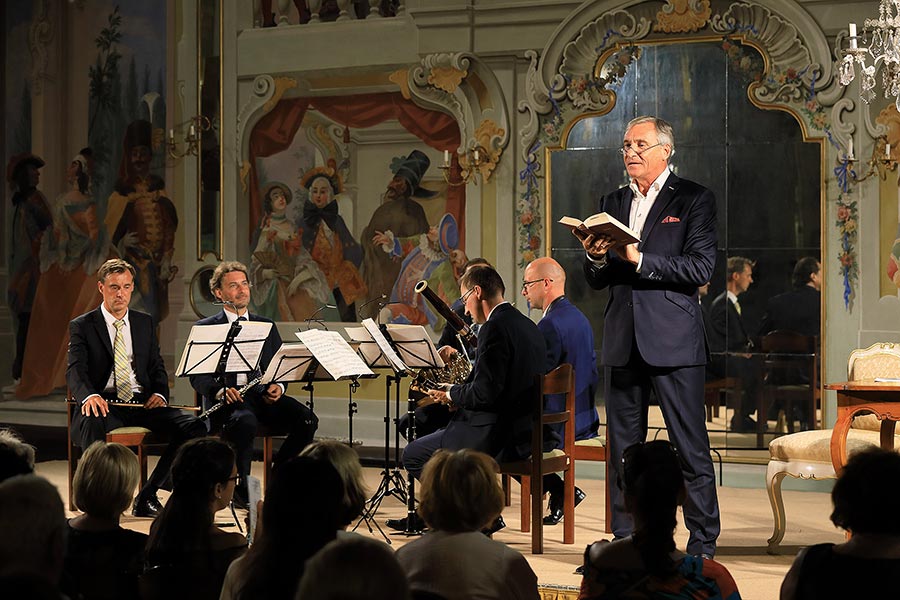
[210,393,318,484]
[605,347,721,556]
[71,400,206,493]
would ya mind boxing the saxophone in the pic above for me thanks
[408,280,473,400]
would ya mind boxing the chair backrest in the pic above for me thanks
[759,330,817,388]
[539,363,576,456]
[848,342,900,381]
[759,330,817,354]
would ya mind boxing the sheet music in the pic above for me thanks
[386,324,445,369]
[296,329,375,379]
[261,343,316,383]
[176,321,272,377]
[361,318,407,372]
[345,326,393,368]
[247,475,261,543]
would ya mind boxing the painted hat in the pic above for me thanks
[123,120,153,150]
[437,213,459,255]
[6,153,45,184]
[262,181,293,207]
[392,149,438,198]
[299,165,343,195]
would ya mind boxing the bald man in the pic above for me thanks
[522,257,599,525]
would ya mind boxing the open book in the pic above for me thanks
[558,212,640,245]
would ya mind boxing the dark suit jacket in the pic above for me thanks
[66,307,168,404]
[584,172,717,367]
[708,292,752,353]
[436,300,477,357]
[758,286,820,337]
[539,296,599,441]
[189,311,282,407]
[446,302,546,460]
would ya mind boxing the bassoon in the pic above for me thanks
[414,280,477,349]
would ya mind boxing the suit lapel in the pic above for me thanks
[639,172,680,246]
[91,307,114,358]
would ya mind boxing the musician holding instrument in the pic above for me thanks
[67,259,206,518]
[388,266,546,533]
[189,261,318,509]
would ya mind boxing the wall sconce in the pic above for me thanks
[845,135,897,183]
[439,145,491,186]
[167,115,212,159]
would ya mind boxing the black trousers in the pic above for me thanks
[71,398,206,495]
[210,393,318,486]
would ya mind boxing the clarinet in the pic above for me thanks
[198,376,262,420]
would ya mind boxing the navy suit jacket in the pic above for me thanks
[708,292,751,353]
[66,307,168,404]
[539,297,600,441]
[758,286,820,337]
[584,172,717,367]
[189,311,282,408]
[446,302,546,460]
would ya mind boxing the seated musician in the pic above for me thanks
[399,257,491,441]
[189,261,318,508]
[387,265,547,533]
[67,259,206,518]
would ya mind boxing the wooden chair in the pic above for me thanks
[704,377,738,423]
[499,363,576,554]
[765,342,900,553]
[759,331,819,433]
[66,390,154,512]
[571,434,612,534]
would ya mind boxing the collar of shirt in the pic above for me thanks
[487,301,509,321]
[542,295,565,318]
[224,308,250,323]
[629,165,671,200]
[100,303,129,329]
[628,166,671,238]
[726,290,739,305]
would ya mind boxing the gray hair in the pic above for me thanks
[0,429,35,482]
[0,475,67,580]
[626,116,676,158]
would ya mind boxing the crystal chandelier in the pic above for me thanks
[840,3,900,110]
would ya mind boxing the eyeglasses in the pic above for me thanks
[225,281,252,291]
[225,475,239,483]
[522,278,552,291]
[459,287,477,304]
[618,142,664,157]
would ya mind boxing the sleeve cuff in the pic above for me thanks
[586,251,608,267]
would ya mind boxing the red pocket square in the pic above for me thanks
[661,216,681,224]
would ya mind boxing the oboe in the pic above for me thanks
[198,376,262,420]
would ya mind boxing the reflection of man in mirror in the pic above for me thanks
[107,120,177,323]
[6,153,52,383]
[573,116,720,558]
[708,256,759,433]
[299,165,366,322]
[758,257,821,337]
[360,150,434,309]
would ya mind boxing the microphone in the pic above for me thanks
[304,304,336,331]
[359,294,388,319]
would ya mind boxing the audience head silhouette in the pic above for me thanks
[294,536,410,600]
[830,446,900,535]
[300,440,368,528]
[73,441,139,519]
[0,475,66,585]
[418,448,504,532]
[0,428,35,482]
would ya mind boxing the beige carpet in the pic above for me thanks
[34,458,843,600]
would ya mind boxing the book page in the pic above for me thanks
[247,475,262,544]
[296,329,375,379]
[345,326,393,368]
[261,342,315,383]
[385,324,445,369]
[362,318,408,372]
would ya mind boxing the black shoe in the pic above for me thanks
[386,513,426,532]
[730,415,757,433]
[132,491,163,518]
[574,564,585,575]
[482,515,506,536]
[543,486,586,525]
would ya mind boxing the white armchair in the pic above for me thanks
[766,342,900,554]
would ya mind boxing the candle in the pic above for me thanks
[887,142,891,159]
[168,129,174,142]
[189,125,196,138]
[444,150,450,166]
[473,149,480,162]
[849,23,858,49]
[848,136,854,159]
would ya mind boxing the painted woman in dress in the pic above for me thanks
[18,150,110,398]
[249,182,330,321]
[299,166,366,322]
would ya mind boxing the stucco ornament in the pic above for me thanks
[655,0,712,34]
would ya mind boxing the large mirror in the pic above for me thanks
[547,39,823,454]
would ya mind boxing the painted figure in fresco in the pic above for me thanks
[250,181,330,321]
[18,149,110,398]
[6,153,52,383]
[360,150,435,309]
[299,165,366,322]
[107,120,178,324]
[373,213,467,331]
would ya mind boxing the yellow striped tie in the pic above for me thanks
[113,319,134,403]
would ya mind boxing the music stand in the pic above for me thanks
[176,320,272,411]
